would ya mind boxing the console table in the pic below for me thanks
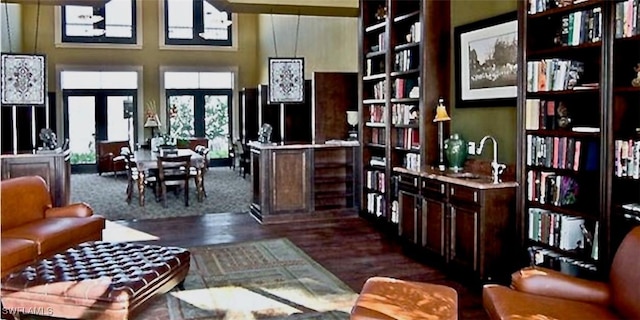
[249,142,359,224]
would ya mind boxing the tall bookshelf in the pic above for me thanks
[358,0,450,226]
[517,0,640,278]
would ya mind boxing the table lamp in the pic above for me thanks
[433,97,451,171]
[346,111,359,140]
[144,115,161,137]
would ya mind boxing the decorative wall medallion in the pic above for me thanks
[268,57,304,104]
[1,53,46,107]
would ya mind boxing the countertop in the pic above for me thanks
[394,167,518,190]
[248,141,360,150]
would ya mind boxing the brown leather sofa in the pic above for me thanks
[1,176,106,277]
[483,226,640,320]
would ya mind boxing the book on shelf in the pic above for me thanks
[527,60,585,92]
[614,139,640,179]
[526,134,583,171]
[571,126,600,133]
[527,170,580,206]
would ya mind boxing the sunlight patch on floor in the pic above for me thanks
[102,220,159,242]
[170,286,301,319]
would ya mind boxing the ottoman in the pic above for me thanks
[1,241,190,320]
[351,277,458,320]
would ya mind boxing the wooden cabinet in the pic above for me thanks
[359,0,451,227]
[249,143,358,224]
[516,0,640,278]
[396,168,517,282]
[1,150,71,207]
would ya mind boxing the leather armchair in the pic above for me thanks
[96,140,129,176]
[483,226,640,320]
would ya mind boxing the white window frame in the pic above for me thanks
[158,1,238,51]
[54,1,143,49]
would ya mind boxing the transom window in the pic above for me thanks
[61,0,136,44]
[164,0,232,46]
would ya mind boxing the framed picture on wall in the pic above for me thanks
[268,57,305,104]
[455,12,518,108]
[1,53,47,107]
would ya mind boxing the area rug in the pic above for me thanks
[137,238,358,320]
[70,167,252,221]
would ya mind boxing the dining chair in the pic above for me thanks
[120,147,138,204]
[190,146,209,199]
[156,154,192,208]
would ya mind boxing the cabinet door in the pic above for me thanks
[422,196,447,258]
[450,203,479,272]
[399,190,420,244]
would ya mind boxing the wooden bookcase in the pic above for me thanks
[358,0,451,226]
[517,0,640,278]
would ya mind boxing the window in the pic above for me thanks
[61,0,136,44]
[164,0,232,47]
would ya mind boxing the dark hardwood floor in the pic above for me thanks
[107,213,490,320]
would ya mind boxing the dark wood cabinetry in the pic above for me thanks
[249,143,358,224]
[396,169,517,282]
[359,0,451,226]
[517,0,640,278]
[1,151,71,207]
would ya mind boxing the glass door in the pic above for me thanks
[167,89,231,166]
[64,90,137,170]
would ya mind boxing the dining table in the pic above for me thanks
[133,148,206,206]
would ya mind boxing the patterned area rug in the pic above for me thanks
[70,167,252,221]
[138,238,357,320]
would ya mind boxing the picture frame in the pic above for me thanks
[1,53,47,107]
[268,57,305,104]
[455,12,518,108]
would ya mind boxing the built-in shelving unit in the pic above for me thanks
[358,0,451,227]
[517,0,640,279]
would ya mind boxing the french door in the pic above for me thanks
[166,88,232,167]
[63,89,137,170]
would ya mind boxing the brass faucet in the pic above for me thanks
[476,135,506,184]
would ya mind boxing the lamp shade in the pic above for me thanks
[346,111,359,126]
[433,98,451,122]
[144,115,161,128]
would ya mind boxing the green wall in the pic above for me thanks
[450,0,518,165]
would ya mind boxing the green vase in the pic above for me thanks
[444,133,468,172]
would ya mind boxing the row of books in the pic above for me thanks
[528,208,586,250]
[526,135,598,171]
[524,99,570,130]
[368,105,385,123]
[365,169,386,192]
[374,33,387,52]
[614,139,640,179]
[528,0,588,15]
[408,21,421,44]
[391,103,417,125]
[370,128,385,145]
[557,7,603,46]
[615,0,640,38]
[404,153,420,172]
[394,49,417,73]
[371,80,386,100]
[396,127,419,150]
[526,170,580,206]
[365,58,384,77]
[526,59,585,93]
[392,78,419,100]
[366,192,387,218]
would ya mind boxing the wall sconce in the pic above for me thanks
[433,97,451,171]
[346,111,359,140]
